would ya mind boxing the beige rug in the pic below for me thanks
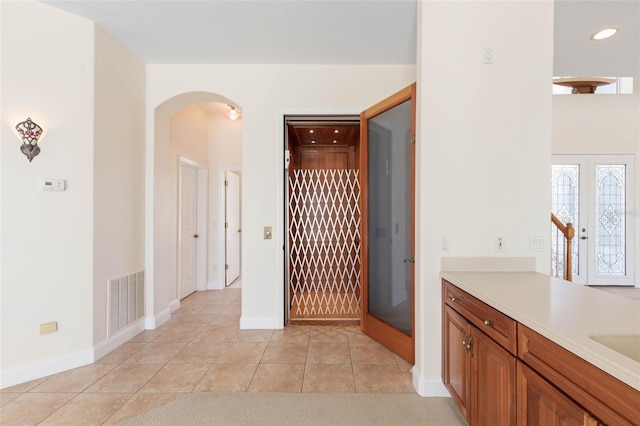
[121,393,468,426]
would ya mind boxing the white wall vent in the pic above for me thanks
[108,271,145,336]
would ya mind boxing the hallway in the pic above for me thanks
[0,285,414,425]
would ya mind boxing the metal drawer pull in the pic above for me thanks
[450,296,457,302]
[484,319,492,326]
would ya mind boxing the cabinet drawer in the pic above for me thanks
[443,280,517,355]
[519,325,640,426]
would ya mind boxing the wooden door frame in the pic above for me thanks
[360,83,416,363]
[177,157,208,300]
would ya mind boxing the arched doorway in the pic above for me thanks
[146,92,243,327]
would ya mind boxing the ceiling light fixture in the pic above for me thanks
[334,129,339,133]
[309,130,314,133]
[310,140,316,144]
[226,105,241,121]
[591,28,618,40]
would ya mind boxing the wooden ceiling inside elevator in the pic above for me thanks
[288,124,359,148]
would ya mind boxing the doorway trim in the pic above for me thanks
[177,157,208,300]
[216,166,242,289]
[281,110,361,327]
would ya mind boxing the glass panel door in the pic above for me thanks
[551,155,635,286]
[361,83,415,363]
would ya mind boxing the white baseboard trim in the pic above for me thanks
[207,280,223,290]
[239,316,281,329]
[0,347,94,390]
[414,372,450,397]
[144,315,156,329]
[169,299,180,313]
[93,318,146,362]
[145,306,172,329]
[154,306,172,328]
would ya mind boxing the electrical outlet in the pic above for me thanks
[482,48,494,64]
[496,236,505,252]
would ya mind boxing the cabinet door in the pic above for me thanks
[443,305,471,421]
[517,361,599,426]
[470,326,516,426]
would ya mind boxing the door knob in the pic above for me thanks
[194,234,199,238]
[403,258,415,264]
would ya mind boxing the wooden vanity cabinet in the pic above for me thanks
[443,278,640,426]
[443,305,470,420]
[518,361,600,426]
[519,324,640,426]
[442,281,517,426]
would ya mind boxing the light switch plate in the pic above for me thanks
[264,226,272,240]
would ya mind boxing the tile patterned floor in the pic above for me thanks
[0,284,414,425]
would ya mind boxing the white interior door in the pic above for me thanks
[552,154,635,286]
[225,171,241,286]
[179,163,198,299]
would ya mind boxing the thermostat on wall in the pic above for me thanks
[41,178,66,191]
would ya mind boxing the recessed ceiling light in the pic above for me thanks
[309,130,314,133]
[310,140,316,144]
[592,28,618,40]
[333,140,338,144]
[334,129,339,133]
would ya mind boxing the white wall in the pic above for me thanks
[168,105,209,302]
[552,83,640,285]
[416,1,554,395]
[553,88,640,153]
[207,114,242,288]
[0,1,95,387]
[93,26,146,345]
[146,65,415,332]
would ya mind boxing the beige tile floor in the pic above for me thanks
[1,284,414,425]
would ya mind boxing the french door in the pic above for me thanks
[360,83,416,363]
[551,154,635,286]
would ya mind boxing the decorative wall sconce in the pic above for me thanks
[15,117,43,162]
[226,105,241,121]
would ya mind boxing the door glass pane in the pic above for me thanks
[551,165,580,276]
[367,100,412,336]
[595,165,626,276]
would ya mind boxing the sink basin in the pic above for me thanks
[590,335,640,363]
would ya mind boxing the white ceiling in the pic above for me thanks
[42,0,638,76]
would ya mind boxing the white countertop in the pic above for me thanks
[440,271,640,391]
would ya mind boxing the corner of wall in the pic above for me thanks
[413,365,450,397]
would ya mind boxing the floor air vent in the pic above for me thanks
[108,271,145,336]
